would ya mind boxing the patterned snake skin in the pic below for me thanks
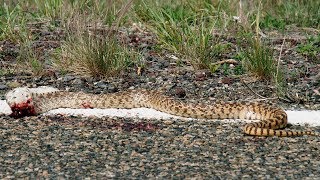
[5,87,317,137]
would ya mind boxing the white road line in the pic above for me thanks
[1,100,320,126]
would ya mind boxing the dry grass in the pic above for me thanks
[55,0,139,77]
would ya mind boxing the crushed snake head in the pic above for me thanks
[5,87,37,118]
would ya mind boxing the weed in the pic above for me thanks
[0,3,29,42]
[241,37,286,95]
[237,2,272,79]
[17,40,44,75]
[208,63,221,74]
[297,35,320,62]
[57,0,138,77]
[30,58,44,74]
[259,13,286,30]
[184,20,221,69]
[241,0,319,30]
[222,63,230,75]
[60,34,140,77]
[242,37,276,80]
[0,2,47,75]
[135,0,229,69]
[239,1,287,96]
[234,65,245,75]
[34,0,63,21]
[278,0,319,28]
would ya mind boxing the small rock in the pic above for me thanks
[163,120,173,125]
[0,84,7,90]
[73,78,83,85]
[221,77,233,85]
[62,75,75,82]
[94,81,107,89]
[194,70,211,81]
[174,87,186,98]
[107,85,117,93]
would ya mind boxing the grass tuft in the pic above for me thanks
[0,3,28,42]
[56,0,139,77]
[297,34,320,62]
[34,0,63,21]
[242,37,276,80]
[135,0,229,69]
[60,33,140,77]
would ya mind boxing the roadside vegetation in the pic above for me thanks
[0,0,319,95]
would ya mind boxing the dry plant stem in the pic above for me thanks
[211,59,239,66]
[107,0,134,37]
[238,0,249,30]
[276,37,285,83]
[241,80,269,100]
[255,1,262,37]
[27,20,50,26]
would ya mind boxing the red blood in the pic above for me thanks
[145,123,157,131]
[82,102,94,109]
[9,98,37,118]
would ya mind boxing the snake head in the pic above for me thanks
[5,87,36,118]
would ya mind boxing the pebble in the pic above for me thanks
[62,75,75,82]
[0,84,7,90]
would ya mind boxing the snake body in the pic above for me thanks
[5,87,316,137]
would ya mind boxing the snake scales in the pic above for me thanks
[5,87,316,137]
